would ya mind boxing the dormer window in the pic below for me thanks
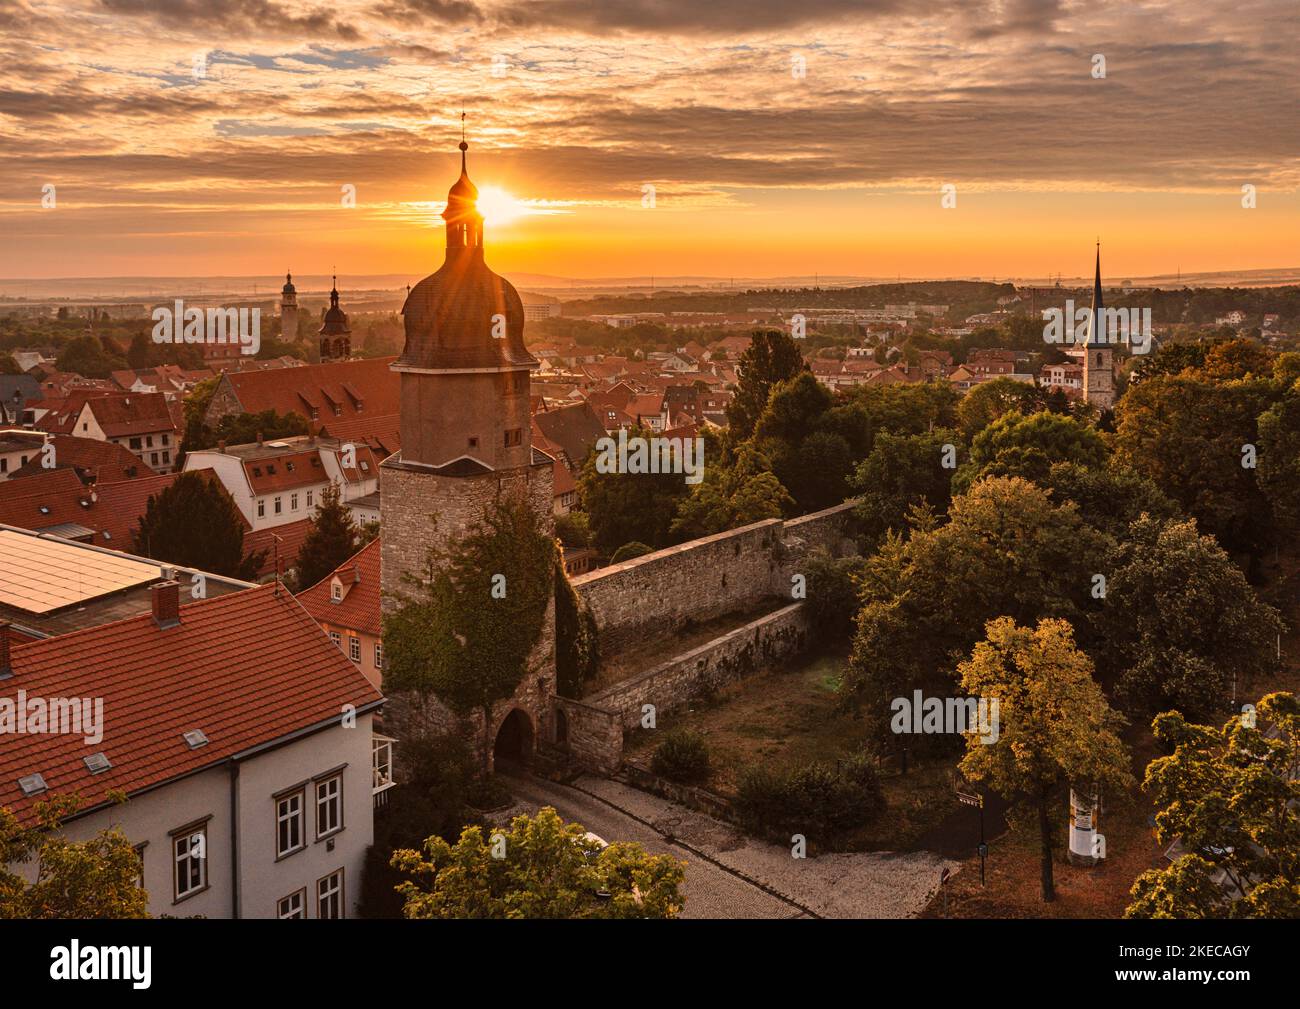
[330,579,343,603]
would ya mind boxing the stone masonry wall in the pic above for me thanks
[586,602,811,731]
[572,500,856,657]
[552,696,622,774]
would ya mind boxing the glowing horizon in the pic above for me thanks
[1,1,1297,282]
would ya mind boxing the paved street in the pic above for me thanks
[501,772,955,919]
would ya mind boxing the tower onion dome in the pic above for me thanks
[282,271,296,295]
[320,276,350,335]
[396,140,537,373]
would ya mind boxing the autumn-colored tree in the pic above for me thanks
[0,796,149,919]
[958,617,1133,902]
[392,807,685,918]
[1127,693,1300,919]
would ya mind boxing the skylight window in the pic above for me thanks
[84,752,112,774]
[18,773,47,797]
[182,729,209,749]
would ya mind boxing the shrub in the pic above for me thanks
[735,753,885,845]
[651,729,712,784]
[555,556,600,698]
[610,541,653,564]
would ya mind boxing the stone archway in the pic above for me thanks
[493,708,534,769]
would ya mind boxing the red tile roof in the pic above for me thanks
[84,391,178,439]
[243,517,314,579]
[296,538,381,638]
[216,357,398,433]
[0,583,384,826]
[243,449,328,494]
[9,435,147,483]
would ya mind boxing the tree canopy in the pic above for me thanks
[392,807,686,919]
[1127,693,1300,919]
[132,470,263,579]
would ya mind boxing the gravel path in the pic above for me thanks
[502,772,957,919]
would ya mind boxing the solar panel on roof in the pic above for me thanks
[0,530,159,614]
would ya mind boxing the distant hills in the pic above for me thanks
[2,267,1299,303]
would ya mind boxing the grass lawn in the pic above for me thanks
[623,649,958,851]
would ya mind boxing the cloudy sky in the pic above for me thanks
[1,0,1298,281]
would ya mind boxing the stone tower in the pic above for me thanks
[380,138,555,770]
[318,276,352,361]
[1082,244,1115,410]
[280,271,298,342]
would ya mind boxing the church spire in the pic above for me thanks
[1088,242,1105,346]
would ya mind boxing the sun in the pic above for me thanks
[475,186,525,226]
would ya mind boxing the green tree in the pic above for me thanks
[132,470,263,579]
[294,483,361,590]
[671,444,792,539]
[1113,374,1277,563]
[1127,341,1207,387]
[956,377,1047,438]
[0,796,150,919]
[1257,387,1300,530]
[1091,515,1283,718]
[0,352,20,375]
[1042,461,1180,541]
[382,499,555,774]
[577,426,690,556]
[954,410,1107,492]
[851,429,957,544]
[725,330,809,438]
[1127,693,1300,919]
[846,478,1106,731]
[55,335,124,378]
[958,617,1133,902]
[392,807,686,918]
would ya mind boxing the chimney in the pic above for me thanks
[0,622,12,680]
[151,580,181,629]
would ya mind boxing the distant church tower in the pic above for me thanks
[318,275,352,361]
[380,136,554,769]
[1082,244,1115,410]
[280,271,299,342]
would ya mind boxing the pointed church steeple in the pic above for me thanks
[1087,242,1105,346]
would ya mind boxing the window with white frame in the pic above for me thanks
[331,581,342,602]
[317,869,344,919]
[348,636,361,663]
[278,889,306,919]
[373,736,395,793]
[274,496,282,515]
[257,499,265,518]
[306,490,314,507]
[316,774,342,838]
[329,630,341,648]
[275,790,305,858]
[172,825,207,901]
[374,641,382,669]
[291,492,299,510]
